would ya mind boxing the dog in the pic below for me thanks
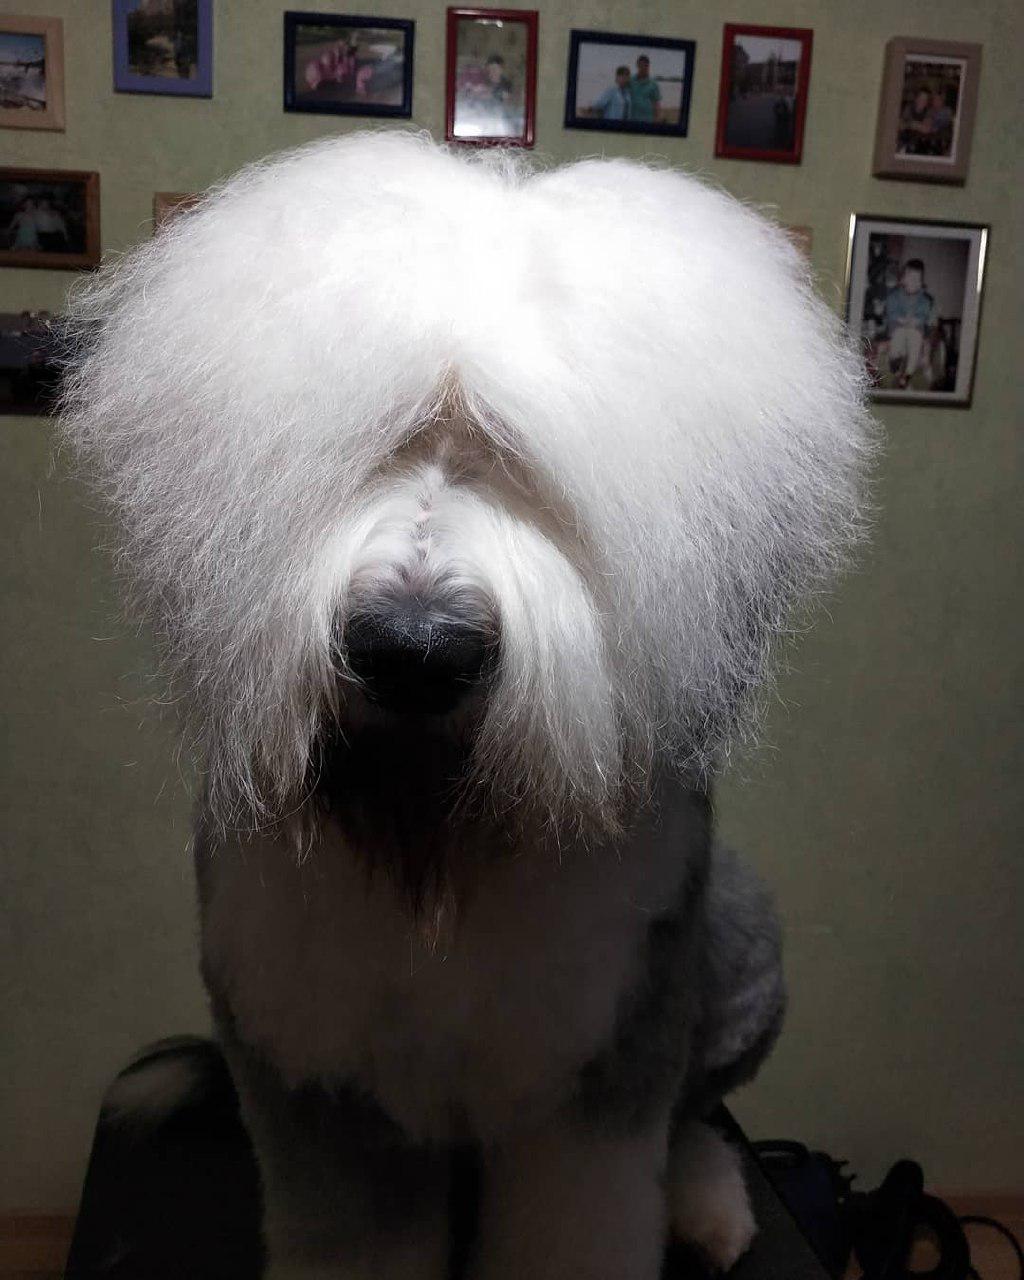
[61,132,871,1279]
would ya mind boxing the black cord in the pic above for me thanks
[752,1139,1023,1280]
[959,1214,1024,1280]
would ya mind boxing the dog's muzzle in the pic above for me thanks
[343,605,493,715]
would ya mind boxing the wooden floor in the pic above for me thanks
[3,1197,1021,1280]
[0,1215,73,1280]
[843,1195,1024,1280]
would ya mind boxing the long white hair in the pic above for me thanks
[60,131,873,836]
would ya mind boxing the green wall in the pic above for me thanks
[2,0,1021,1210]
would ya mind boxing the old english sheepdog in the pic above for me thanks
[61,132,871,1278]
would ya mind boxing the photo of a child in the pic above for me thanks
[847,216,987,406]
[881,257,938,389]
[449,13,532,142]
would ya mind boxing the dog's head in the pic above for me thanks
[61,133,872,854]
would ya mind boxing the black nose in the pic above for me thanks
[343,606,493,714]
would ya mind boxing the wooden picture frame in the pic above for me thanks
[564,29,696,138]
[844,213,989,408]
[714,23,813,164]
[872,37,982,185]
[445,7,538,147]
[0,15,65,132]
[153,191,201,232]
[785,225,813,259]
[283,12,415,118]
[113,0,213,98]
[0,167,100,270]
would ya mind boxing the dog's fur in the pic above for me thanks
[61,132,872,1278]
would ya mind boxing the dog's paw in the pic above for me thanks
[666,1122,757,1273]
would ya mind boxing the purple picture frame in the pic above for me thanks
[113,0,213,98]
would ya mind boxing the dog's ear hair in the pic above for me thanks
[57,133,875,828]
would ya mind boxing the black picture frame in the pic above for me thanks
[564,29,696,137]
[0,310,61,416]
[283,12,415,118]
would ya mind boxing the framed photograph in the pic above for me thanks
[844,214,988,407]
[0,311,60,415]
[0,168,100,270]
[0,16,65,131]
[872,38,981,184]
[564,29,695,137]
[153,190,201,231]
[284,13,414,118]
[714,23,813,163]
[113,0,213,98]
[446,7,537,146]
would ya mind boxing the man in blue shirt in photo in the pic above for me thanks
[592,65,632,121]
[629,54,661,124]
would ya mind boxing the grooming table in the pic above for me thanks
[64,1039,829,1279]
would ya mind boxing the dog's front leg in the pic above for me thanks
[472,1114,671,1280]
[221,1031,450,1280]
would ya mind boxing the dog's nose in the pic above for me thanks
[343,607,492,714]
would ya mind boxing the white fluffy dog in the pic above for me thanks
[61,132,871,1279]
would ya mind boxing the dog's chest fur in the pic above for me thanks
[197,791,706,1142]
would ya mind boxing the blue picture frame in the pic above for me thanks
[564,29,696,137]
[112,0,213,98]
[283,12,415,119]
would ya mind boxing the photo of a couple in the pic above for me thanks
[896,57,964,160]
[1,177,84,254]
[565,31,694,136]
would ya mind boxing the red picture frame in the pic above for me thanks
[714,23,813,164]
[445,7,538,147]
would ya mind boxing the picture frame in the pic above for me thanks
[445,7,538,147]
[0,167,100,270]
[844,213,988,408]
[564,29,696,137]
[714,23,813,163]
[153,190,201,232]
[113,0,213,98]
[872,37,982,185]
[283,12,414,118]
[0,15,65,132]
[785,225,813,259]
[0,310,60,415]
